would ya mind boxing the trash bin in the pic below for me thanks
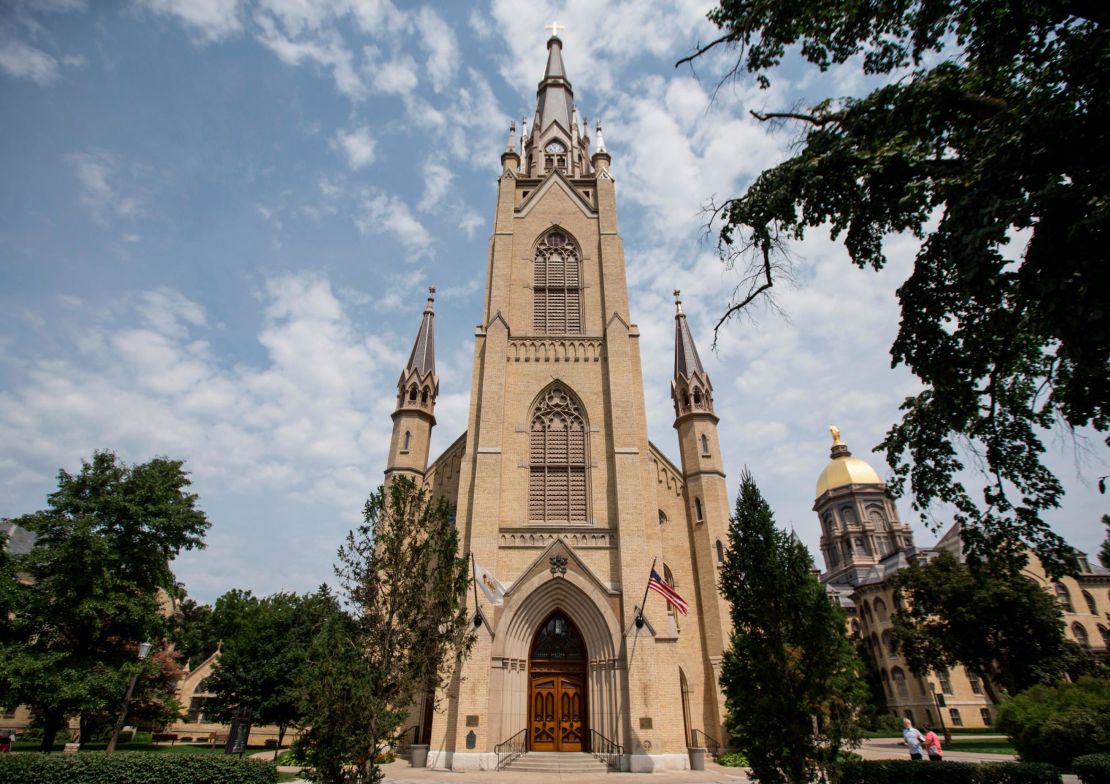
[688,746,706,770]
[410,744,429,768]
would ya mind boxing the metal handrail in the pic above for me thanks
[589,728,625,771]
[691,729,721,760]
[495,728,527,771]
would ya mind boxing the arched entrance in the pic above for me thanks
[529,610,587,752]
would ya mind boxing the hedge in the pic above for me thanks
[835,760,1061,784]
[1073,754,1110,784]
[0,753,278,784]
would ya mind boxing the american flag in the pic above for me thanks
[648,568,689,615]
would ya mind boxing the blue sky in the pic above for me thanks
[1,0,1106,603]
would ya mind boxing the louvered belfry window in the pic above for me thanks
[529,385,588,524]
[533,230,582,334]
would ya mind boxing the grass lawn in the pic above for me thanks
[277,773,302,782]
[945,738,1016,755]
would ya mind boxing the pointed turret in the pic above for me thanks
[385,289,438,481]
[671,291,713,419]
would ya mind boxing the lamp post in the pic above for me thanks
[106,642,152,753]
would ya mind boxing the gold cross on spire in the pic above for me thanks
[545,20,564,39]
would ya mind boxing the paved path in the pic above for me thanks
[279,739,1074,784]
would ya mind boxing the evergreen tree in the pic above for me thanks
[1099,515,1110,570]
[720,469,866,784]
[295,477,473,784]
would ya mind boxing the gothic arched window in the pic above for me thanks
[716,539,724,564]
[1072,622,1090,649]
[694,497,704,522]
[533,230,582,334]
[403,431,411,451]
[528,384,588,524]
[1055,583,1074,612]
[700,434,709,454]
[1082,590,1097,615]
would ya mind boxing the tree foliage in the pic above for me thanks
[0,451,209,750]
[720,469,867,784]
[295,478,473,784]
[889,551,1075,702]
[207,588,340,750]
[996,676,1110,767]
[682,0,1109,577]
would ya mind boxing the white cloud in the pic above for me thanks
[417,159,453,212]
[333,125,377,170]
[415,7,457,93]
[66,150,144,226]
[0,38,60,84]
[355,189,432,258]
[136,0,244,42]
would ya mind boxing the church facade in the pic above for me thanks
[382,35,731,772]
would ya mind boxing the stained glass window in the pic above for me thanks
[532,612,586,661]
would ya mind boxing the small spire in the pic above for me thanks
[673,290,706,379]
[595,119,607,153]
[506,120,517,153]
[535,31,574,135]
[406,288,436,376]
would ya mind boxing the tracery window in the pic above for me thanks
[528,384,589,524]
[533,230,582,334]
[531,611,585,661]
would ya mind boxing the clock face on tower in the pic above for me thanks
[545,141,566,154]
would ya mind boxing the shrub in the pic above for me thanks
[864,715,906,735]
[833,760,1060,784]
[0,752,278,784]
[1073,754,1110,784]
[997,677,1110,766]
[718,752,749,767]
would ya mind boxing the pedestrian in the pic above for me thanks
[902,717,926,760]
[922,725,943,761]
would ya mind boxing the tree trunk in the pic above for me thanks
[78,713,97,744]
[40,710,64,753]
[275,724,286,761]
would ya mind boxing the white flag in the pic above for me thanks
[474,562,505,607]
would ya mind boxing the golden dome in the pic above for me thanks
[815,426,884,497]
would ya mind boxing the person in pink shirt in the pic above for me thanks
[922,725,943,762]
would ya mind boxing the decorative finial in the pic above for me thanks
[545,20,564,39]
[506,119,516,152]
[674,289,684,316]
[595,119,606,153]
[425,287,436,312]
[829,425,843,446]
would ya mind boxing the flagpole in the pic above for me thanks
[470,553,483,627]
[635,557,657,629]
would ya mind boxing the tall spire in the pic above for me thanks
[406,288,436,377]
[673,291,706,379]
[535,34,574,134]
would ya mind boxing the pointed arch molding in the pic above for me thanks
[488,546,622,746]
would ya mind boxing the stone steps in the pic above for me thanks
[503,752,612,773]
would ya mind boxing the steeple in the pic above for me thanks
[671,291,714,419]
[395,288,438,420]
[524,29,593,178]
[385,289,439,482]
[536,35,572,134]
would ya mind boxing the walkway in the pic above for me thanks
[277,738,1036,784]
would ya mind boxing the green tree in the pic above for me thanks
[295,478,473,784]
[720,469,867,784]
[0,451,209,750]
[171,597,218,669]
[997,676,1110,766]
[207,587,340,754]
[680,1,1109,578]
[890,551,1073,702]
[1099,515,1110,570]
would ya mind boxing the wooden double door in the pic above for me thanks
[529,670,586,752]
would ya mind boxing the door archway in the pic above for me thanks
[529,610,587,752]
